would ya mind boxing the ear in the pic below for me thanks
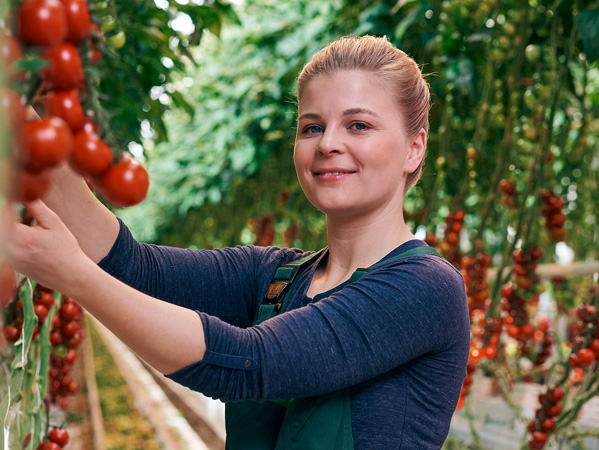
[404,128,427,174]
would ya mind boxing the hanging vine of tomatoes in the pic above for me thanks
[3,0,150,209]
[1,0,149,448]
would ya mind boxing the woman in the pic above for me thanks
[4,36,470,449]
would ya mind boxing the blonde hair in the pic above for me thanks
[297,35,430,191]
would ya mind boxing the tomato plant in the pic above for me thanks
[17,0,68,47]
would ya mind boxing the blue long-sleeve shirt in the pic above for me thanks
[98,220,470,449]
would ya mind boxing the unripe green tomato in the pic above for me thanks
[525,44,541,63]
[107,31,126,49]
[102,16,117,32]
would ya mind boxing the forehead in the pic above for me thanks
[298,70,398,115]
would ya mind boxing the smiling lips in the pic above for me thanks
[313,168,356,180]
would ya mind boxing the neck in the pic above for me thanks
[324,208,415,274]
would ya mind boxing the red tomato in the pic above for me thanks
[87,22,104,64]
[18,116,74,172]
[37,292,55,309]
[64,348,77,364]
[46,90,85,132]
[61,320,80,337]
[70,130,114,178]
[18,0,68,47]
[34,304,49,323]
[9,169,51,202]
[42,442,62,450]
[100,156,149,207]
[42,42,84,90]
[577,348,596,367]
[58,0,91,43]
[60,302,79,321]
[0,260,16,309]
[546,386,564,404]
[3,324,21,343]
[48,427,69,446]
[1,88,26,129]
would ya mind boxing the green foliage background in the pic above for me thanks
[114,0,598,270]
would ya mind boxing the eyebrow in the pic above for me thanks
[297,107,380,121]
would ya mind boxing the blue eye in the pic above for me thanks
[351,122,369,131]
[303,125,323,134]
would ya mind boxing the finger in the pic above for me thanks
[21,199,58,230]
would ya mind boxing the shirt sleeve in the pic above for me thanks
[97,218,305,327]
[166,255,470,402]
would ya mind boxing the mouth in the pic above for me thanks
[312,169,357,180]
[313,169,357,176]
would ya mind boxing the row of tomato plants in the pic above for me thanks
[1,0,151,448]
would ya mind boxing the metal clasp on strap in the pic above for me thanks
[264,280,292,304]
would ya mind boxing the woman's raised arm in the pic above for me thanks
[42,162,120,263]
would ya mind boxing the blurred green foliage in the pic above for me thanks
[118,0,599,270]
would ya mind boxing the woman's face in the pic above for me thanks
[294,70,426,221]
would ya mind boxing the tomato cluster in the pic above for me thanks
[461,252,492,314]
[568,303,599,371]
[427,208,465,267]
[499,178,518,208]
[2,283,55,344]
[2,0,149,208]
[530,317,553,367]
[28,427,70,450]
[540,190,567,242]
[48,296,83,408]
[526,386,564,449]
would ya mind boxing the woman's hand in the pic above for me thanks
[2,198,206,375]
[2,199,88,293]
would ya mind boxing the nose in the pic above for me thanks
[316,127,344,156]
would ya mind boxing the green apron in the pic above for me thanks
[225,246,441,449]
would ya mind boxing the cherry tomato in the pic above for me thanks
[64,348,77,364]
[49,330,63,346]
[70,130,114,178]
[577,348,596,367]
[100,156,149,207]
[9,169,52,202]
[87,22,104,64]
[42,442,62,450]
[546,386,564,404]
[34,304,49,323]
[1,88,26,129]
[60,302,79,321]
[0,260,16,309]
[18,0,68,47]
[61,320,80,337]
[46,90,85,132]
[18,116,74,172]
[37,292,55,309]
[42,42,84,90]
[59,0,91,43]
[3,324,21,343]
